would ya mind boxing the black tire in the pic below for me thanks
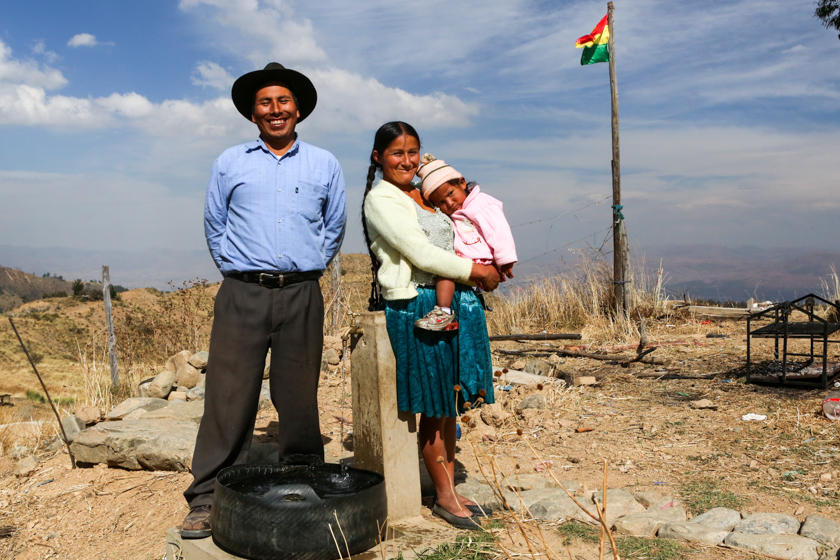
[211,463,387,560]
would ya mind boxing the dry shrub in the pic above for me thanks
[486,251,670,343]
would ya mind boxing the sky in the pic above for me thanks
[0,0,839,287]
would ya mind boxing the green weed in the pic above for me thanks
[396,531,496,559]
[25,390,45,403]
[617,535,693,560]
[679,480,746,514]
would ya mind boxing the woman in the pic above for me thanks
[362,121,501,529]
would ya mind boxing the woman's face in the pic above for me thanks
[373,134,420,188]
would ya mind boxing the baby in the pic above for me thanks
[415,154,516,331]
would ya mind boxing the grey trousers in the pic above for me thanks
[183,276,324,507]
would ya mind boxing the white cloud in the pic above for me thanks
[0,40,66,89]
[31,40,58,64]
[191,61,234,90]
[67,33,99,48]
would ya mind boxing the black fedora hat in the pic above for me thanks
[231,62,317,122]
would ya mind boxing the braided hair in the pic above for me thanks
[361,121,421,311]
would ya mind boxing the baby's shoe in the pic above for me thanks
[415,306,459,331]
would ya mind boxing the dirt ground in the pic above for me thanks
[1,316,839,559]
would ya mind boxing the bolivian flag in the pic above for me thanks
[575,14,609,65]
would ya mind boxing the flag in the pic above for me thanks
[575,14,609,65]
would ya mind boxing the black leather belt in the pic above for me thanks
[227,270,322,288]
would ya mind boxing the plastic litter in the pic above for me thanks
[741,413,767,421]
[822,390,840,421]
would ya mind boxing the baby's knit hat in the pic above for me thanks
[417,154,462,200]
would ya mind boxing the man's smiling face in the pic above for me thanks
[251,84,300,148]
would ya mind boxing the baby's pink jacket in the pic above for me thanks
[451,185,517,266]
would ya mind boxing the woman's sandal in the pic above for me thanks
[431,503,481,530]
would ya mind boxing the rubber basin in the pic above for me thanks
[211,463,386,560]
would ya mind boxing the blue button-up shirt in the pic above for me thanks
[204,136,346,274]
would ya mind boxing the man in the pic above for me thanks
[181,62,346,538]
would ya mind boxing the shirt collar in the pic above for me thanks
[250,135,301,160]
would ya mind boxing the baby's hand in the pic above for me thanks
[499,263,515,279]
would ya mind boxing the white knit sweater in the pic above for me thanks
[363,179,473,301]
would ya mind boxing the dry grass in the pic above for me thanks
[486,253,670,344]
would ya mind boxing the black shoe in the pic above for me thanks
[465,503,493,517]
[432,503,481,530]
[180,505,212,539]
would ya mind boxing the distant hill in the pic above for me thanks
[0,266,72,312]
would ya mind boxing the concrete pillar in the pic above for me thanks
[351,311,421,521]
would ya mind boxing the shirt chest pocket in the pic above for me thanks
[289,180,327,222]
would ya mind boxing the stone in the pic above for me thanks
[689,399,717,410]
[657,522,730,545]
[588,488,646,527]
[479,402,511,427]
[323,348,341,367]
[187,351,209,370]
[69,418,198,471]
[174,363,201,390]
[516,393,546,412]
[138,381,152,398]
[735,512,801,535]
[614,499,686,537]
[259,380,271,409]
[165,350,192,376]
[496,368,560,387]
[528,490,592,523]
[168,391,187,402]
[547,354,564,365]
[74,406,102,425]
[820,548,839,560]
[196,373,206,388]
[689,507,741,531]
[15,455,38,476]
[800,515,840,547]
[524,358,552,377]
[186,386,205,401]
[455,479,503,512]
[142,400,204,424]
[499,473,574,492]
[147,369,175,399]
[724,532,819,560]
[60,414,85,440]
[263,350,271,379]
[569,375,597,386]
[106,397,168,420]
[511,359,526,370]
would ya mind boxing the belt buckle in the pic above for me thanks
[258,272,283,288]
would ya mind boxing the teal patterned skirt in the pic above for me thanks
[384,285,495,418]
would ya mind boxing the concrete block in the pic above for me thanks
[351,312,421,522]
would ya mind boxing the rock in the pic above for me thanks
[479,402,511,427]
[263,350,271,379]
[60,414,85,440]
[734,512,801,535]
[69,419,198,471]
[186,386,205,401]
[800,515,840,547]
[15,455,38,477]
[511,359,526,370]
[106,397,168,420]
[323,348,341,367]
[528,490,590,523]
[123,408,150,420]
[165,350,192,376]
[174,362,201,390]
[547,354,564,365]
[524,358,552,377]
[454,479,502,511]
[689,399,717,410]
[516,393,546,412]
[138,381,152,398]
[724,532,819,560]
[614,499,686,537]
[499,473,574,492]
[495,368,560,387]
[657,522,730,545]
[819,547,839,560]
[565,374,596,386]
[148,369,175,399]
[689,507,741,531]
[168,391,187,402]
[142,400,204,424]
[74,406,102,426]
[187,351,209,370]
[196,373,206,388]
[587,488,646,527]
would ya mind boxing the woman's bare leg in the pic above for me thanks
[419,414,469,517]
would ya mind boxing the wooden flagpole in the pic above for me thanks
[607,1,630,315]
